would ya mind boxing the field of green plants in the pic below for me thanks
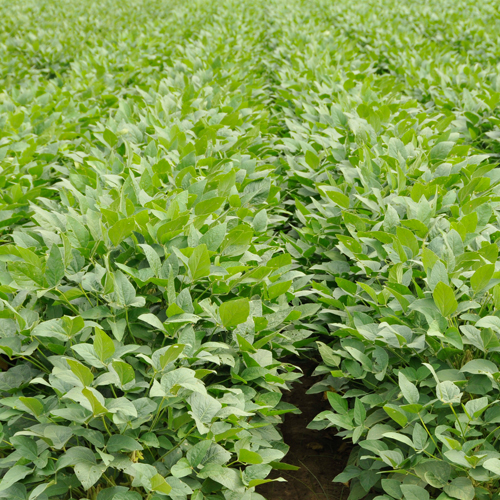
[1,0,500,499]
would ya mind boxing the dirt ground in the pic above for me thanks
[257,360,351,500]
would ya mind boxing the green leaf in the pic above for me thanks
[305,150,319,169]
[188,392,222,434]
[401,484,430,500]
[238,449,263,464]
[61,449,108,489]
[219,298,250,329]
[94,328,115,363]
[138,313,166,332]
[433,281,458,317]
[353,399,366,426]
[267,280,292,300]
[67,359,94,387]
[109,217,135,247]
[194,197,225,216]
[326,190,350,209]
[188,244,210,281]
[327,392,348,414]
[140,244,162,277]
[19,397,44,417]
[10,436,38,461]
[112,360,135,386]
[436,381,462,404]
[150,473,172,494]
[159,344,185,369]
[0,465,32,492]
[317,342,340,367]
[45,245,65,287]
[114,271,138,307]
[471,264,495,293]
[383,405,408,427]
[444,477,475,500]
[82,388,108,416]
[199,223,227,251]
[398,372,419,405]
[382,479,402,499]
[430,141,454,163]
[412,423,428,451]
[336,277,357,295]
[460,359,498,374]
[107,435,143,453]
[186,440,211,468]
[253,209,268,232]
[483,458,500,476]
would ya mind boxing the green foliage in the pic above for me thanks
[0,0,312,498]
[272,1,500,499]
[1,0,500,499]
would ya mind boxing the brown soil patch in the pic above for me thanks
[257,360,351,500]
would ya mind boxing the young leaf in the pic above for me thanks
[188,244,210,281]
[94,328,115,363]
[109,217,135,247]
[112,360,135,386]
[433,282,458,317]
[471,263,495,294]
[219,298,250,329]
[67,359,94,387]
[238,449,263,464]
[45,245,65,287]
[398,372,419,405]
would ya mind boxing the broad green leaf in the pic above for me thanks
[67,359,94,387]
[109,218,135,247]
[140,244,162,277]
[45,245,65,287]
[19,397,44,417]
[114,271,138,307]
[188,244,210,281]
[398,372,419,405]
[199,223,227,251]
[383,405,408,427]
[238,449,263,464]
[353,399,366,426]
[0,466,32,492]
[433,282,458,317]
[436,381,462,404]
[326,190,350,209]
[219,298,250,329]
[159,344,185,369]
[327,392,348,415]
[471,264,495,294]
[186,440,211,468]
[443,477,474,500]
[150,474,172,494]
[82,388,108,416]
[401,484,430,500]
[107,435,143,453]
[484,458,500,475]
[188,392,222,434]
[112,361,135,386]
[94,328,115,363]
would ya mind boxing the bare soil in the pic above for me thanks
[257,360,351,500]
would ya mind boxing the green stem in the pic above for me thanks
[55,288,80,315]
[158,425,197,461]
[419,414,439,451]
[21,356,50,374]
[102,416,112,437]
[149,396,166,431]
[125,308,136,343]
[485,424,500,444]
[449,404,466,439]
